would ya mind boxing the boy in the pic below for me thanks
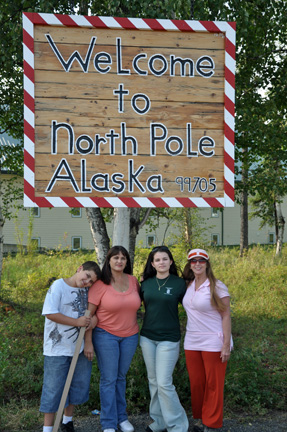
[40,261,101,432]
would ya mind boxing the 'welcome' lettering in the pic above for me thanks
[45,34,97,72]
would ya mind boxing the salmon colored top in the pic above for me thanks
[88,275,141,337]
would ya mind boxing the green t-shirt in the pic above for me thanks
[140,274,186,342]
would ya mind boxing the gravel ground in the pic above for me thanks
[67,411,287,432]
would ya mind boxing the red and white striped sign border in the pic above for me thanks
[23,12,236,208]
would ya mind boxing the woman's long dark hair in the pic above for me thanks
[142,246,179,281]
[101,246,132,285]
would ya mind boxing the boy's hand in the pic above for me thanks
[77,316,91,328]
[86,314,98,331]
[84,340,94,361]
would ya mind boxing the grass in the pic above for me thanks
[0,245,286,431]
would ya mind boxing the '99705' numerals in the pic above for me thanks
[175,176,216,193]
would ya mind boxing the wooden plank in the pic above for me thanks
[35,26,226,51]
[35,99,224,130]
[34,68,224,88]
[34,73,224,103]
[34,154,224,179]
[34,41,225,75]
[34,181,224,198]
[34,127,224,156]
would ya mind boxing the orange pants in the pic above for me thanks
[185,350,227,428]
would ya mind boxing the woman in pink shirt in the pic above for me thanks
[182,249,233,432]
[84,246,141,432]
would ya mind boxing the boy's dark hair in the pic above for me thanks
[81,261,101,279]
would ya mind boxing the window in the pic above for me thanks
[71,208,82,218]
[146,235,156,247]
[268,233,275,244]
[30,207,40,217]
[211,233,219,246]
[31,237,40,249]
[72,236,82,250]
[211,208,219,218]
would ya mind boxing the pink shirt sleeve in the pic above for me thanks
[216,280,230,298]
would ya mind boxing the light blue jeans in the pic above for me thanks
[140,336,189,432]
[40,352,92,413]
[93,327,138,430]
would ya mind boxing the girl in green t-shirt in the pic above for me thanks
[140,246,189,432]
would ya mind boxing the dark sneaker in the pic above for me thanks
[61,421,75,432]
[146,428,167,432]
[193,419,203,431]
[193,426,204,432]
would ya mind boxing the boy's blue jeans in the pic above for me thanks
[92,327,138,430]
[40,351,92,412]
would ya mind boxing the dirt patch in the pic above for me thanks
[68,411,287,432]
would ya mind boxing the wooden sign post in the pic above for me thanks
[23,14,236,208]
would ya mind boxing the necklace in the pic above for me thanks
[156,275,170,291]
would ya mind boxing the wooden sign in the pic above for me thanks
[23,13,236,208]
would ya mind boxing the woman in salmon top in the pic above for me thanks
[84,246,141,432]
[182,249,233,432]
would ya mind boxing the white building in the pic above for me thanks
[1,134,284,252]
[2,199,283,253]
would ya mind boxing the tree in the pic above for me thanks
[0,137,23,288]
[0,1,74,289]
[85,208,110,268]
[2,0,287,269]
[1,0,196,268]
[196,0,287,255]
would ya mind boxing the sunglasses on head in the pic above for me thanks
[190,258,207,264]
[152,246,169,252]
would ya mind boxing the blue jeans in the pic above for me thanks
[140,336,189,432]
[40,352,92,413]
[93,327,138,430]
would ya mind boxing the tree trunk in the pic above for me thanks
[0,206,4,290]
[273,201,279,243]
[240,147,249,256]
[183,208,193,248]
[78,0,89,15]
[129,208,152,269]
[85,208,110,267]
[190,0,195,19]
[129,208,141,269]
[112,208,130,250]
[275,201,285,256]
[240,189,248,256]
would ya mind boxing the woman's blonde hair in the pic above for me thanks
[182,259,226,311]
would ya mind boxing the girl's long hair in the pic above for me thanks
[182,259,226,311]
[101,246,132,285]
[142,246,179,281]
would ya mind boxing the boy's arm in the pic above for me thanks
[46,313,91,328]
[84,303,97,361]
